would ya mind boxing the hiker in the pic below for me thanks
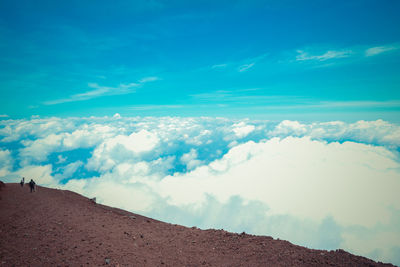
[20,177,25,187]
[29,179,36,193]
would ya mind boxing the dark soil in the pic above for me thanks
[0,183,395,266]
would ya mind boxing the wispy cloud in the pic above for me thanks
[0,114,9,118]
[190,90,298,105]
[237,53,269,72]
[295,44,399,63]
[211,63,228,69]
[238,62,255,72]
[365,45,399,57]
[44,77,160,105]
[44,83,139,105]
[296,50,352,61]
[207,53,267,73]
[191,90,234,101]
[129,104,183,111]
[250,100,400,112]
[139,76,160,83]
[190,90,400,111]
[316,100,400,108]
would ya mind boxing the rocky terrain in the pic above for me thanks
[0,183,395,266]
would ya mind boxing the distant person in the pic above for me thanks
[20,177,25,187]
[29,179,36,193]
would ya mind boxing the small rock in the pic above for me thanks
[130,215,136,219]
[105,258,110,265]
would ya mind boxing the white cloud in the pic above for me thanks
[103,130,159,154]
[159,137,400,227]
[44,82,139,105]
[269,120,307,136]
[139,76,160,83]
[9,118,117,165]
[296,50,352,61]
[0,114,9,118]
[113,113,121,119]
[313,100,400,109]
[19,133,64,163]
[208,53,266,73]
[0,149,13,177]
[65,177,158,213]
[15,164,55,186]
[342,228,400,265]
[180,149,203,170]
[190,91,233,101]
[56,154,67,164]
[1,116,400,265]
[129,105,183,111]
[0,117,76,142]
[365,45,398,57]
[55,161,83,180]
[155,137,400,264]
[44,76,159,105]
[267,119,400,148]
[238,62,255,72]
[211,63,228,69]
[232,122,255,138]
[17,123,116,164]
[86,129,159,172]
[62,125,115,149]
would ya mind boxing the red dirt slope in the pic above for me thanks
[0,183,395,266]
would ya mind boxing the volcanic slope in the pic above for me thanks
[0,183,395,266]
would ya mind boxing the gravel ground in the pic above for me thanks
[0,183,395,266]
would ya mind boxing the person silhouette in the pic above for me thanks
[20,177,25,187]
[29,179,36,193]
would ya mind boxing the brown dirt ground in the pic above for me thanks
[0,183,395,266]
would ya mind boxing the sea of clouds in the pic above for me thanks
[1,115,400,265]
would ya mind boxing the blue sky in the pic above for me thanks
[0,0,399,121]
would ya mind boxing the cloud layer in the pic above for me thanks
[1,116,400,265]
